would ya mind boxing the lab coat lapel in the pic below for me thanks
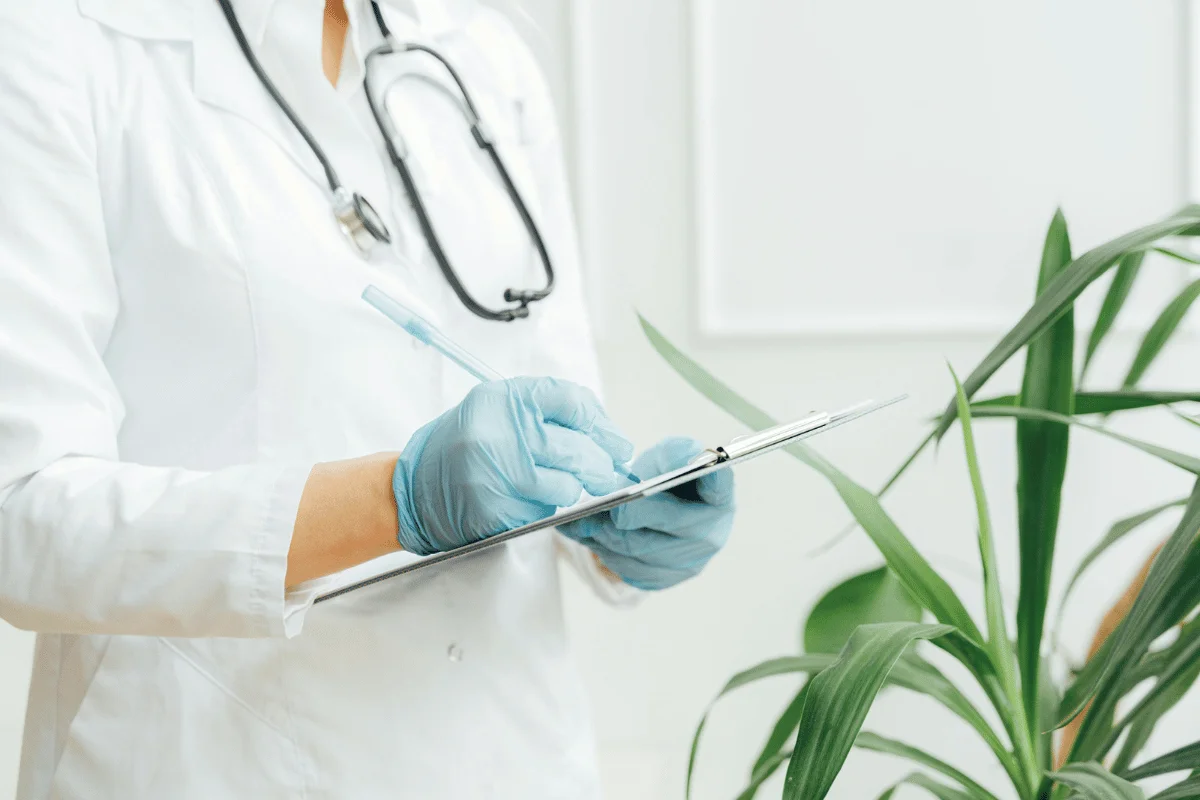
[256,0,393,221]
[190,0,331,192]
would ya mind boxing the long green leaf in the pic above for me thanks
[639,315,774,431]
[1124,617,1200,691]
[1104,622,1200,763]
[1154,538,1200,633]
[639,316,1018,768]
[953,366,1010,658]
[953,366,1038,792]
[903,772,980,800]
[684,654,835,798]
[972,390,1200,415]
[737,749,792,800]
[1040,655,1063,771]
[1022,211,1080,738]
[1018,217,1081,753]
[1148,775,1200,800]
[890,654,1022,788]
[856,731,998,799]
[1067,538,1200,764]
[1083,250,1145,382]
[1055,499,1188,634]
[1153,246,1200,265]
[1016,212,1074,740]
[804,566,923,655]
[747,683,808,790]
[970,406,1200,474]
[738,653,1022,800]
[1125,741,1200,782]
[1123,279,1200,388]
[934,205,1200,439]
[638,316,986,649]
[1050,762,1146,800]
[781,623,954,799]
[1059,479,1200,733]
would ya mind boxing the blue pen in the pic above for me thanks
[361,285,673,493]
[362,285,504,383]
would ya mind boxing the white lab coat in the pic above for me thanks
[0,1,631,797]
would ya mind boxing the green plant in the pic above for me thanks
[647,206,1200,799]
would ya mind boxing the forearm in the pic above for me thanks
[286,452,402,587]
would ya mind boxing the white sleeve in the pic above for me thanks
[489,15,642,607]
[0,7,313,639]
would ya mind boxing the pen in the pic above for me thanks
[362,285,704,499]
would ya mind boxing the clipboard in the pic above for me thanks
[313,395,904,603]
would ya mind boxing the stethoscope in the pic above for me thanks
[215,0,555,322]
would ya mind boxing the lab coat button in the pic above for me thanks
[447,644,463,662]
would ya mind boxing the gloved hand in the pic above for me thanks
[393,377,634,555]
[560,436,736,590]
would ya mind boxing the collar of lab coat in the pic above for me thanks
[77,0,462,198]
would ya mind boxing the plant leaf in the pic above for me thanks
[736,749,793,800]
[638,315,775,431]
[685,654,835,798]
[1125,740,1200,782]
[1147,775,1200,800]
[969,406,1200,474]
[1018,214,1077,741]
[1058,479,1200,732]
[934,205,1200,439]
[1055,499,1188,635]
[638,316,1017,763]
[638,315,986,650]
[1040,655,1063,771]
[1082,250,1145,382]
[1049,762,1146,800]
[804,566,923,655]
[1152,246,1200,265]
[856,731,999,799]
[739,653,1023,799]
[1123,278,1200,388]
[972,390,1200,415]
[903,772,980,800]
[1067,538,1200,764]
[746,683,809,796]
[953,366,1038,790]
[952,365,1010,658]
[889,654,1023,788]
[781,622,954,800]
[1105,619,1200,764]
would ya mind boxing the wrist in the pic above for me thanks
[286,452,402,587]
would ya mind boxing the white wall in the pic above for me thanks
[554,1,1200,798]
[2,1,1199,798]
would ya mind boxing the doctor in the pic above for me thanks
[0,1,736,798]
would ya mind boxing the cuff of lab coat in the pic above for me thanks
[555,534,644,608]
[249,462,315,639]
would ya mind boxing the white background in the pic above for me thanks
[3,1,1200,798]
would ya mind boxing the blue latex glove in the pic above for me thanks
[560,436,736,590]
[393,377,634,555]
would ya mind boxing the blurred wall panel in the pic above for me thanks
[691,1,1186,336]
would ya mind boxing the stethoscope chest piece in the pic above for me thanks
[333,187,391,255]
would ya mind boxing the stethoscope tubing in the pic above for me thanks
[216,0,556,322]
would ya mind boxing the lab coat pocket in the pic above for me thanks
[49,637,303,800]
